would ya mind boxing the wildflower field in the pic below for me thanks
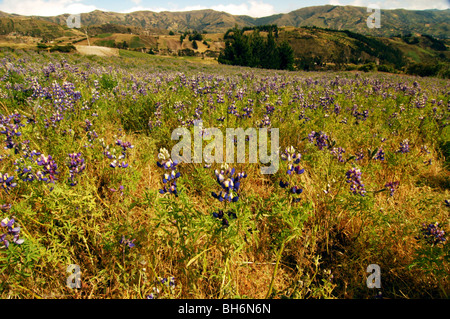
[0,48,449,299]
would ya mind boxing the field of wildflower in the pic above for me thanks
[0,48,448,299]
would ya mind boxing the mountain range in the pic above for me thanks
[0,5,449,38]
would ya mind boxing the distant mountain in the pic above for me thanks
[0,17,82,40]
[36,9,252,35]
[258,5,450,38]
[0,5,447,38]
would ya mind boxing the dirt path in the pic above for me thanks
[75,45,119,57]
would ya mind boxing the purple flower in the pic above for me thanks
[67,153,86,186]
[1,217,24,248]
[373,147,385,161]
[0,204,11,212]
[291,186,303,195]
[308,131,329,150]
[159,181,178,197]
[397,139,410,154]
[445,199,450,208]
[385,181,399,196]
[119,235,136,248]
[110,160,129,169]
[212,165,246,203]
[420,222,446,245]
[330,147,346,162]
[157,148,181,197]
[0,173,17,194]
[279,180,289,188]
[212,209,235,228]
[346,167,366,196]
[36,154,59,184]
[355,150,364,161]
[280,146,304,202]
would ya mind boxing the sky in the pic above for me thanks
[0,0,448,17]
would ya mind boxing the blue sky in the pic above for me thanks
[0,0,448,17]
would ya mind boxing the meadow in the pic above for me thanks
[0,47,448,299]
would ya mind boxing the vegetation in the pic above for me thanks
[0,48,448,300]
[218,27,294,70]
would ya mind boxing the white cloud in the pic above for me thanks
[121,1,276,17]
[212,1,276,17]
[349,0,449,10]
[0,0,100,16]
[382,0,449,10]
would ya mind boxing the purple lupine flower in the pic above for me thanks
[84,119,93,132]
[16,165,36,182]
[280,146,304,202]
[36,154,59,183]
[159,182,178,196]
[116,139,134,155]
[119,235,136,248]
[1,217,24,248]
[67,153,86,186]
[385,181,399,196]
[330,147,346,162]
[0,173,17,194]
[355,149,364,161]
[308,131,329,150]
[345,167,366,196]
[373,147,385,161]
[0,204,11,212]
[212,209,236,228]
[110,185,124,196]
[420,222,446,245]
[397,139,410,154]
[157,148,181,197]
[279,180,289,188]
[110,160,129,169]
[0,122,22,150]
[211,164,246,203]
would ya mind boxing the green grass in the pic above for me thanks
[95,33,113,39]
[93,39,116,48]
[119,49,150,58]
[129,36,146,49]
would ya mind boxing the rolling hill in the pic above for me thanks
[0,5,448,38]
[0,5,447,77]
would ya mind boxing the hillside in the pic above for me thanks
[251,6,450,38]
[0,5,447,77]
[41,6,450,39]
[0,5,448,38]
[0,17,83,40]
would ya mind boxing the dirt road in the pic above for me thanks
[75,45,119,57]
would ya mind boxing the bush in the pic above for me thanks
[406,63,439,77]
[49,44,76,53]
[359,62,377,72]
[178,48,196,56]
[378,64,395,73]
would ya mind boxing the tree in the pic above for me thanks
[218,26,294,71]
[262,30,279,69]
[192,40,198,50]
[249,30,264,68]
[277,40,294,70]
